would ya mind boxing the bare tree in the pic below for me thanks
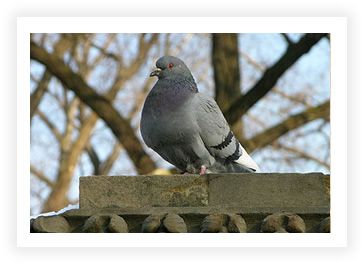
[31,34,159,211]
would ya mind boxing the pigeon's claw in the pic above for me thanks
[199,165,207,175]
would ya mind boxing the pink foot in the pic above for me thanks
[199,165,207,175]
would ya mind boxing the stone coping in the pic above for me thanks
[80,173,330,209]
[31,173,330,233]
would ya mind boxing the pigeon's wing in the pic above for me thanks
[193,93,260,172]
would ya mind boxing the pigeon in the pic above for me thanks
[140,56,260,174]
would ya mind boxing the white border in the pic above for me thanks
[18,17,347,247]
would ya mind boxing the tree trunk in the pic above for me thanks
[212,33,244,139]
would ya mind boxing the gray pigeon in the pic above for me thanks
[140,56,260,174]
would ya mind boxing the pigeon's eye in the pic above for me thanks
[168,63,174,69]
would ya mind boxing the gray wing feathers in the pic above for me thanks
[193,93,260,172]
[193,93,241,160]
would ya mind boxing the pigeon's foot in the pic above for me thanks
[199,165,207,175]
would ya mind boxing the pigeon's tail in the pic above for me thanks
[234,145,260,172]
[229,162,256,173]
[212,159,257,173]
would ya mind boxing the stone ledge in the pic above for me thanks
[31,173,331,233]
[79,175,209,208]
[79,173,330,209]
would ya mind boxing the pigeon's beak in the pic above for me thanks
[150,68,161,77]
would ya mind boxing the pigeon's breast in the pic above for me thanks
[141,95,196,148]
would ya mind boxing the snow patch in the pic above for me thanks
[30,204,79,219]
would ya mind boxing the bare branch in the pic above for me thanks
[30,40,156,174]
[240,51,312,108]
[43,111,98,212]
[99,143,122,175]
[30,71,52,119]
[30,165,55,188]
[272,87,313,108]
[280,33,293,45]
[275,142,330,170]
[30,35,73,120]
[86,144,101,174]
[241,100,330,152]
[122,34,159,78]
[128,77,154,120]
[224,33,328,125]
[170,33,194,55]
[90,35,121,63]
[36,109,62,142]
[61,97,79,151]
[240,51,266,71]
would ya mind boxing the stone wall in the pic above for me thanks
[30,173,330,233]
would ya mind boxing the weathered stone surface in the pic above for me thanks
[80,175,208,209]
[201,213,247,233]
[141,214,164,233]
[82,214,128,233]
[108,215,129,233]
[31,173,331,233]
[317,217,330,233]
[32,215,71,233]
[82,215,108,232]
[201,214,226,233]
[163,213,187,233]
[260,212,306,233]
[141,213,187,232]
[59,207,328,233]
[79,174,329,210]
[286,214,306,233]
[208,173,329,208]
[227,214,247,233]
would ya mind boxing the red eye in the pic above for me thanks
[168,63,174,69]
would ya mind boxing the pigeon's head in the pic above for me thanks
[150,56,194,81]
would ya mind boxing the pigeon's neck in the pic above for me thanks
[148,77,198,111]
[162,75,198,92]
